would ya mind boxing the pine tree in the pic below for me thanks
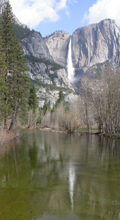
[28,84,38,113]
[43,99,51,115]
[8,39,29,130]
[0,35,8,122]
[0,1,15,128]
[0,0,29,130]
[58,90,64,103]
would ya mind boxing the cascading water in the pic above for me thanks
[67,38,75,82]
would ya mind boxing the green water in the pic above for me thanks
[0,130,120,220]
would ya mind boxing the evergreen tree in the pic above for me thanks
[8,39,29,130]
[0,35,7,122]
[28,84,38,112]
[43,99,51,115]
[0,1,15,128]
[0,1,29,130]
[58,90,64,103]
[51,90,65,113]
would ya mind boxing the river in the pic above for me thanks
[0,130,120,220]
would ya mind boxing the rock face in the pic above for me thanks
[21,31,74,106]
[44,19,120,93]
[0,0,7,13]
[21,30,74,106]
[72,19,120,73]
[45,31,70,67]
[22,31,53,60]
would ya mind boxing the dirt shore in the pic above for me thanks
[0,130,16,146]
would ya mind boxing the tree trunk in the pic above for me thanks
[9,106,19,131]
[4,117,8,130]
[9,114,15,131]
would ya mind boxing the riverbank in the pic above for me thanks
[0,130,16,146]
[39,126,120,139]
[39,126,98,135]
[1,126,119,147]
[102,133,120,139]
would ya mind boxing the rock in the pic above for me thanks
[55,69,73,89]
[0,0,7,13]
[72,19,120,71]
[22,31,53,60]
[65,94,78,103]
[45,31,70,67]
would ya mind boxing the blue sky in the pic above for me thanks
[10,0,120,37]
[36,0,96,36]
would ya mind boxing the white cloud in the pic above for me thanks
[83,0,120,27]
[9,0,75,28]
[56,0,67,11]
[66,10,70,17]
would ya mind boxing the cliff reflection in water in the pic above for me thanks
[0,130,120,220]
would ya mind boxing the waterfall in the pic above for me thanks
[69,165,76,210]
[67,38,74,82]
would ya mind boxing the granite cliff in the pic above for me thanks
[0,0,120,102]
[72,19,120,78]
[20,30,74,106]
[45,31,70,67]
[45,19,120,92]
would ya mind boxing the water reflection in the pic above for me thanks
[36,213,79,220]
[69,165,76,210]
[0,130,120,220]
[29,142,38,168]
[116,210,120,220]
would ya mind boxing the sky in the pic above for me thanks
[9,0,120,37]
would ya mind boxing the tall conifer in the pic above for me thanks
[0,0,29,130]
[28,85,38,113]
[0,35,8,122]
